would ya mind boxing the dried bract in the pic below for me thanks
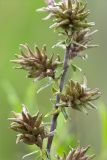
[38,0,94,33]
[57,146,94,160]
[59,79,101,113]
[38,0,97,59]
[11,44,62,80]
[68,29,98,58]
[8,105,52,148]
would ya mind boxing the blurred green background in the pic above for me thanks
[0,0,107,160]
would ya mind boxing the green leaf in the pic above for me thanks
[70,63,82,72]
[52,79,59,94]
[52,86,58,94]
[52,41,66,49]
[22,150,39,159]
[60,106,68,120]
[41,149,51,160]
[37,79,52,94]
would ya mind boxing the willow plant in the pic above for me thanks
[9,0,101,159]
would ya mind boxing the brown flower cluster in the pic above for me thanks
[8,105,52,148]
[11,44,62,80]
[38,0,94,32]
[68,29,98,58]
[38,0,97,58]
[57,146,94,160]
[59,80,101,113]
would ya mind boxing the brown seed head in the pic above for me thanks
[38,0,97,59]
[38,0,94,32]
[59,79,101,113]
[68,29,98,58]
[57,146,95,160]
[11,44,62,80]
[8,105,52,148]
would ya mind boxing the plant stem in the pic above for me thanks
[47,45,71,155]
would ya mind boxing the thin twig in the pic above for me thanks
[47,45,71,155]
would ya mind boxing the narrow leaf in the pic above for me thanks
[22,151,39,159]
[70,63,82,72]
[61,107,68,120]
[37,81,52,94]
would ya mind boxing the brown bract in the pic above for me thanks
[11,44,62,80]
[59,79,101,113]
[68,29,98,58]
[38,0,97,59]
[8,105,53,148]
[38,0,94,32]
[57,146,94,160]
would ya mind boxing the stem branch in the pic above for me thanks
[47,45,71,155]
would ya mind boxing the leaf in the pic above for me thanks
[70,63,82,72]
[44,112,50,118]
[52,79,59,94]
[52,86,58,94]
[45,108,60,118]
[22,150,39,159]
[41,149,51,160]
[52,41,66,49]
[37,79,52,94]
[66,38,72,47]
[60,106,68,120]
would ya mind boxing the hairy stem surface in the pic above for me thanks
[47,45,71,155]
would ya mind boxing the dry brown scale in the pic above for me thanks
[11,44,62,80]
[59,79,101,113]
[8,105,53,149]
[38,0,98,59]
[57,146,94,160]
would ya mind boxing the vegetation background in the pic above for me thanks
[0,0,107,160]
